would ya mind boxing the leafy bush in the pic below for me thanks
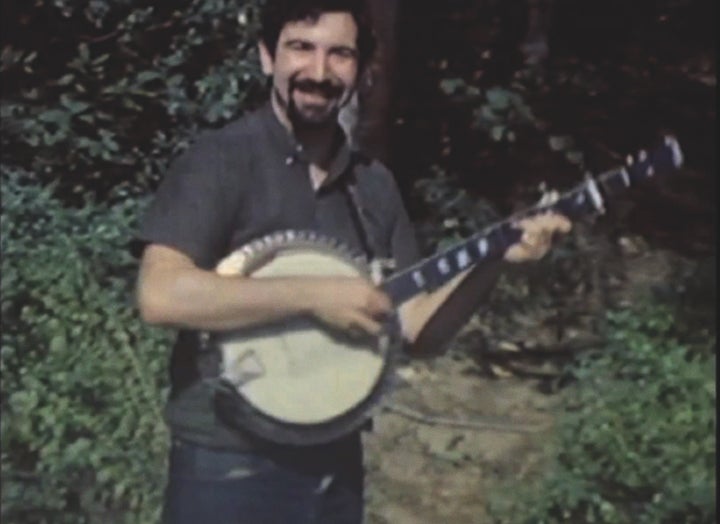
[1,167,171,523]
[439,78,537,144]
[488,303,716,524]
[413,164,503,252]
[1,0,265,203]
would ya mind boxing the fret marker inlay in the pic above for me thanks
[477,238,489,257]
[437,257,451,275]
[456,249,471,269]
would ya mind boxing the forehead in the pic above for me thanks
[278,12,358,47]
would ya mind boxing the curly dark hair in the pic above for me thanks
[259,0,377,71]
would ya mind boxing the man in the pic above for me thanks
[135,0,571,522]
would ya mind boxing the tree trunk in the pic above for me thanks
[520,0,554,65]
[339,0,399,163]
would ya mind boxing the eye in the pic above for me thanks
[285,40,314,52]
[331,47,357,60]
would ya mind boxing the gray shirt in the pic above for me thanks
[136,103,420,450]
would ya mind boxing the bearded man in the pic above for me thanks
[135,1,570,522]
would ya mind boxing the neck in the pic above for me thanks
[270,95,339,169]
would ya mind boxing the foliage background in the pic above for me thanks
[1,0,715,522]
[2,1,264,521]
[487,304,716,523]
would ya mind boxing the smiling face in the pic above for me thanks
[259,12,360,129]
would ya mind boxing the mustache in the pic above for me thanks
[289,77,344,98]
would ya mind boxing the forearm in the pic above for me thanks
[399,260,505,354]
[139,267,315,331]
[399,270,472,342]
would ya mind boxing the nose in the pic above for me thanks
[308,50,330,81]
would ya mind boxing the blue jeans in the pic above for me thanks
[162,436,364,524]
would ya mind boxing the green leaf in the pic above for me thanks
[486,87,511,110]
[565,150,584,165]
[136,71,163,84]
[549,135,574,152]
[38,109,71,125]
[60,96,90,114]
[439,77,466,95]
[56,74,76,86]
[78,43,90,62]
[49,335,67,353]
[490,125,506,142]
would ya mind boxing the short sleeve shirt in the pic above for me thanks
[136,103,420,450]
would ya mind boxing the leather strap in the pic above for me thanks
[342,177,375,261]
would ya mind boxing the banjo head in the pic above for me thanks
[210,231,400,446]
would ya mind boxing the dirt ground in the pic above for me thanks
[364,354,558,524]
[362,239,713,524]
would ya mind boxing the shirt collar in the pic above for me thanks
[259,102,355,186]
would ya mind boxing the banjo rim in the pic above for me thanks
[210,230,401,446]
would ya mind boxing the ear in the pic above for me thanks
[258,41,274,76]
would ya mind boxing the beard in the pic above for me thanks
[275,75,352,130]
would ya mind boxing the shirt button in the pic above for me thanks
[286,156,294,166]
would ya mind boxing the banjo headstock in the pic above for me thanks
[621,135,683,185]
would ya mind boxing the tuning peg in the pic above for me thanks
[646,166,655,177]
[663,135,684,168]
[638,149,648,162]
[626,154,634,166]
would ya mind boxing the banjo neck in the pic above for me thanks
[381,136,683,306]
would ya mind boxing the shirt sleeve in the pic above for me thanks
[133,133,242,269]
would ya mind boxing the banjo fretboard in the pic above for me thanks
[382,136,683,305]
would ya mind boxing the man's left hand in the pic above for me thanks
[504,211,572,263]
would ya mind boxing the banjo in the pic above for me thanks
[204,136,683,446]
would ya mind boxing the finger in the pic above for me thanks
[517,213,571,236]
[349,313,383,337]
[506,233,552,262]
[364,289,393,316]
[522,231,539,247]
[504,243,533,262]
[522,229,552,248]
[541,211,572,230]
[557,215,572,233]
[515,215,550,235]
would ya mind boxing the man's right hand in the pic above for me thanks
[138,244,393,335]
[306,276,393,337]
